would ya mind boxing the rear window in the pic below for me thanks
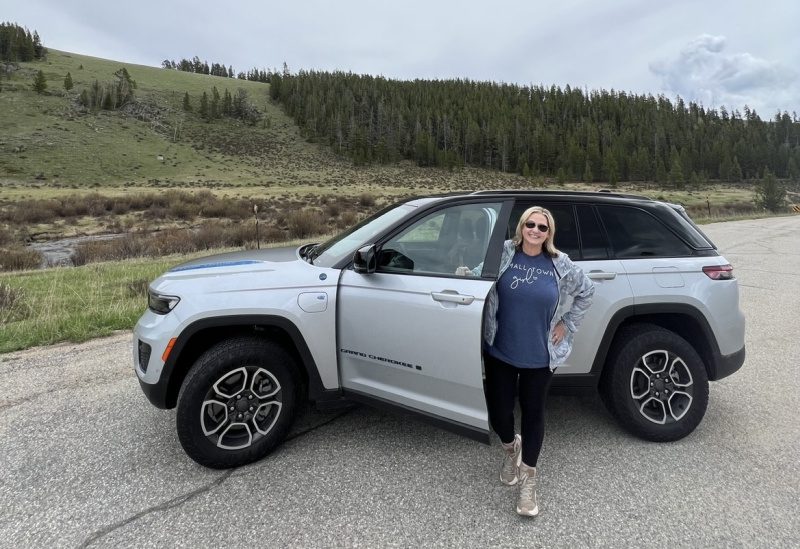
[509,202,613,260]
[597,205,692,258]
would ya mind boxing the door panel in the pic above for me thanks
[566,258,634,374]
[338,271,494,429]
[337,201,504,435]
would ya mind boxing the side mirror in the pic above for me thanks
[353,245,377,274]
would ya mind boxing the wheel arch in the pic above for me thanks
[161,315,333,409]
[590,304,721,387]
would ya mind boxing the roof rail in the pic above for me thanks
[469,189,649,200]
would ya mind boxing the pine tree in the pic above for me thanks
[222,89,232,116]
[199,91,209,119]
[669,155,684,188]
[32,31,44,58]
[718,155,732,182]
[604,154,618,187]
[788,156,800,182]
[113,67,136,107]
[731,156,743,182]
[582,159,593,183]
[210,87,220,119]
[183,92,192,112]
[754,169,786,212]
[32,70,47,94]
[655,159,668,183]
[102,89,114,110]
[63,72,73,91]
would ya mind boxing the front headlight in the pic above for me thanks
[148,291,180,315]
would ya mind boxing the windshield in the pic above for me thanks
[311,203,417,267]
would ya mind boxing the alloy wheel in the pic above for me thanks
[200,366,283,450]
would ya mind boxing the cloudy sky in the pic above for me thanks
[6,0,799,117]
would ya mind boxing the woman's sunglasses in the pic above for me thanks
[524,222,549,232]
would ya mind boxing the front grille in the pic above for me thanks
[138,340,152,373]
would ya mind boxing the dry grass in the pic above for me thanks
[0,247,42,271]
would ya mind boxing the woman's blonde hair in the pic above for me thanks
[512,206,559,257]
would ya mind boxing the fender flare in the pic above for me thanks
[553,303,723,391]
[158,314,335,409]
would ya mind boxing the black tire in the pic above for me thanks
[176,336,299,468]
[600,323,709,442]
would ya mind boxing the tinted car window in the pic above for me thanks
[576,205,609,260]
[597,205,692,258]
[378,202,501,276]
[509,203,579,258]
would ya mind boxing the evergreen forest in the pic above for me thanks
[0,22,46,62]
[269,71,800,185]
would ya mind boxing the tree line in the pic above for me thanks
[0,22,45,62]
[162,56,290,84]
[182,86,261,125]
[162,57,236,78]
[269,71,800,185]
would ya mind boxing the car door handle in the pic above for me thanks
[431,291,475,305]
[587,270,617,280]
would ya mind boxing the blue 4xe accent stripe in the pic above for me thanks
[169,260,261,272]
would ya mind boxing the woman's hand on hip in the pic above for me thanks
[550,321,567,345]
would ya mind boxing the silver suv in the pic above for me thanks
[133,191,745,468]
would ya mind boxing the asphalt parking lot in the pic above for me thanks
[1,216,798,548]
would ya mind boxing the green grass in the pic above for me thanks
[0,49,326,189]
[0,254,181,353]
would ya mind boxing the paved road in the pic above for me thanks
[1,216,799,548]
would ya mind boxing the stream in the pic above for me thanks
[27,234,125,267]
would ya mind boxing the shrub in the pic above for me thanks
[260,227,286,243]
[325,203,341,218]
[146,229,195,256]
[72,235,147,265]
[339,211,358,228]
[0,282,30,323]
[0,247,42,271]
[286,209,320,239]
[0,227,15,246]
[192,223,228,250]
[358,193,376,207]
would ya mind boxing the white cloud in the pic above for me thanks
[650,34,799,117]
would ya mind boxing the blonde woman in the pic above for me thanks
[481,206,594,516]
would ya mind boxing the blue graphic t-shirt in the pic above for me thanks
[488,250,558,368]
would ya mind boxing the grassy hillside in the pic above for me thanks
[0,49,544,198]
[1,50,330,190]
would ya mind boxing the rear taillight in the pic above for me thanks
[703,264,734,280]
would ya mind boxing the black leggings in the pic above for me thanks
[484,353,554,467]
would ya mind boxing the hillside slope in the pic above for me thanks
[0,49,538,201]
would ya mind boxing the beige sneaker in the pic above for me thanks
[516,463,539,516]
[499,434,522,485]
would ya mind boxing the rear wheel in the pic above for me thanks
[176,337,299,468]
[601,324,709,441]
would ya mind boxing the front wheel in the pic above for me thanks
[176,337,299,468]
[601,324,709,442]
